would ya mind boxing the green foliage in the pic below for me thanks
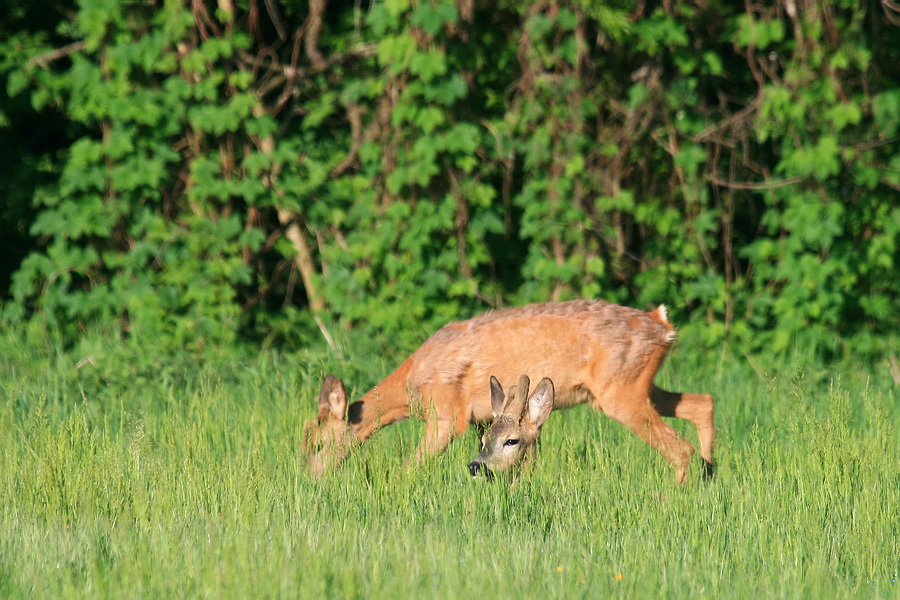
[0,0,898,357]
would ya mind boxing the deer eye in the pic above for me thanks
[504,439,520,447]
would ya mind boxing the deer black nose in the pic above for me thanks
[469,461,495,481]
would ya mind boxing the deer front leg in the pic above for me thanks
[414,415,470,461]
[409,384,470,465]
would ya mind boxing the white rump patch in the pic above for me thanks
[657,304,676,342]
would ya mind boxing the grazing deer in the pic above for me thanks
[303,300,715,482]
[468,375,555,481]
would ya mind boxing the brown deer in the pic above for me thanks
[468,375,555,481]
[302,300,715,482]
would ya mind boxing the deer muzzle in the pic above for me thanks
[468,460,494,481]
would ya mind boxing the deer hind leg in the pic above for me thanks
[591,387,696,483]
[651,386,715,476]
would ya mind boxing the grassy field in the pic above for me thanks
[1,328,898,599]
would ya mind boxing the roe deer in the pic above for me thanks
[302,374,353,477]
[303,300,715,482]
[468,375,555,481]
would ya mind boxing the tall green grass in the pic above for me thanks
[1,328,897,599]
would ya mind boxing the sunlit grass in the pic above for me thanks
[1,329,897,598]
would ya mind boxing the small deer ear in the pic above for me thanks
[490,376,505,418]
[328,378,347,419]
[317,374,347,421]
[525,377,554,428]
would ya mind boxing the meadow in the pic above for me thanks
[1,329,897,599]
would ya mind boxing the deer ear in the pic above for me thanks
[490,376,505,418]
[328,378,347,419]
[317,374,347,421]
[524,377,554,428]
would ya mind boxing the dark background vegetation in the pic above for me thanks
[1,0,898,361]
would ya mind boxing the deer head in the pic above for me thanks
[302,374,354,477]
[468,374,554,481]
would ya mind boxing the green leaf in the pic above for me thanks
[408,51,447,82]
[7,70,29,96]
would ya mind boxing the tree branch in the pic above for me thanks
[24,41,86,69]
[708,173,802,190]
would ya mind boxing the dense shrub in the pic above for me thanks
[1,0,897,357]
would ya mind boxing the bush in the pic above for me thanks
[1,0,897,357]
